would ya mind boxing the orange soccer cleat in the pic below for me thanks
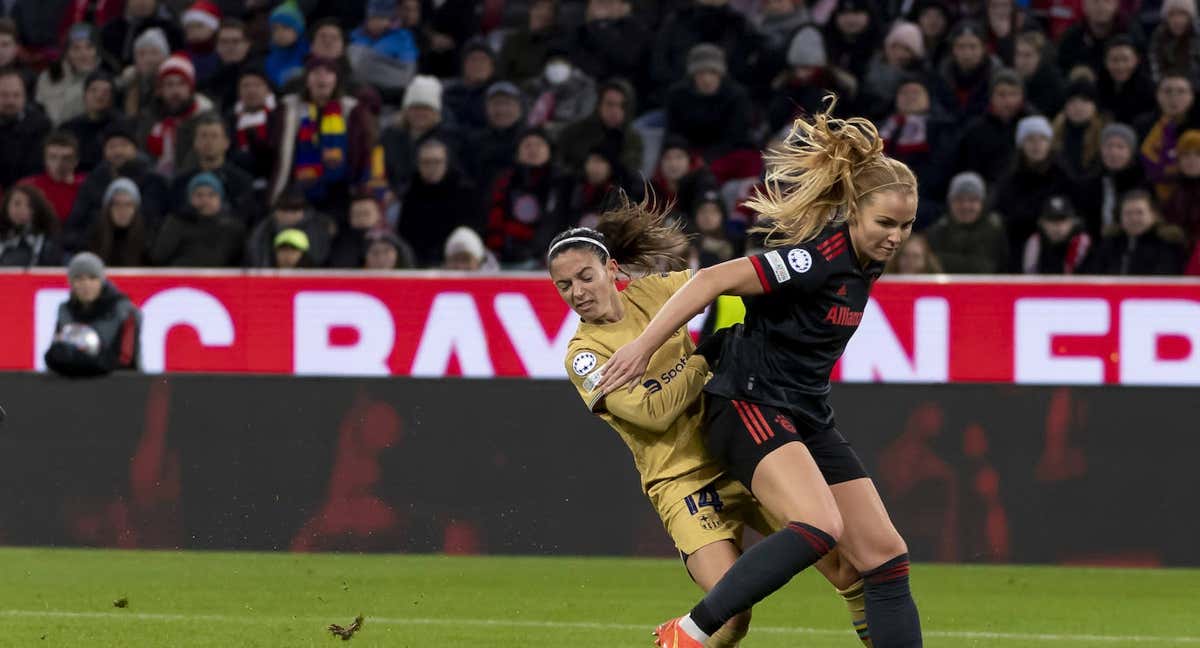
[653,617,705,648]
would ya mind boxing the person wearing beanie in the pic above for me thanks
[138,53,215,177]
[36,23,105,126]
[1052,77,1106,177]
[443,225,498,271]
[666,44,756,179]
[955,68,1031,184]
[266,0,309,89]
[461,80,526,192]
[363,227,416,269]
[395,138,481,267]
[863,21,928,121]
[348,0,418,95]
[1023,194,1091,274]
[647,0,760,104]
[181,0,222,88]
[99,0,182,65]
[768,25,857,132]
[150,170,245,268]
[17,131,87,224]
[60,70,120,172]
[382,75,463,196]
[116,26,171,120]
[1150,0,1200,84]
[0,184,62,268]
[444,38,494,132]
[45,251,142,377]
[86,176,149,267]
[926,171,1010,273]
[268,55,374,214]
[993,114,1078,267]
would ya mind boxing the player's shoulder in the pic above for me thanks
[625,269,693,302]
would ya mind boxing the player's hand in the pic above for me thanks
[596,338,654,395]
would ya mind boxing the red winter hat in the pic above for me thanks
[183,0,222,32]
[158,54,196,89]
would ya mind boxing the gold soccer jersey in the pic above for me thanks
[564,270,724,517]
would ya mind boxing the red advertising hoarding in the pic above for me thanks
[2,270,1197,385]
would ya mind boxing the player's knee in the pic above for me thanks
[812,510,844,543]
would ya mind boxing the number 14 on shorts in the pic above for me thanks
[684,484,725,515]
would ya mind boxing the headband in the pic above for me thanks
[547,236,610,259]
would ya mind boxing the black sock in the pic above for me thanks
[689,522,836,636]
[863,554,922,648]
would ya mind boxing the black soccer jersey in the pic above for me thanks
[704,223,884,425]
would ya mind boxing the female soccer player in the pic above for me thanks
[594,103,924,648]
[549,199,873,647]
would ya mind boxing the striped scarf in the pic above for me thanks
[293,100,349,201]
[146,98,203,175]
[234,94,277,150]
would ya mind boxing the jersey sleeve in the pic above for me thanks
[565,346,611,412]
[635,269,695,304]
[747,242,835,295]
[601,355,709,433]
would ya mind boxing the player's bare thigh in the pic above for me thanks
[829,477,908,572]
[749,441,844,539]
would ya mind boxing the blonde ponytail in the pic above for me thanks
[747,95,917,248]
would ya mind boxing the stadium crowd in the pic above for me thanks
[1,0,1199,275]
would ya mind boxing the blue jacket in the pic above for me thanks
[349,27,418,63]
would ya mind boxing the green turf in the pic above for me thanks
[0,548,1197,647]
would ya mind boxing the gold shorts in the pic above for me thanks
[659,476,780,556]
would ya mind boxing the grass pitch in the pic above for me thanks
[1,548,1197,647]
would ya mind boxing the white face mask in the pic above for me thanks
[545,61,571,85]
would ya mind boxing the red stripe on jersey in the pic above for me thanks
[747,255,772,293]
[748,404,775,439]
[817,232,845,252]
[731,400,766,445]
[821,239,848,261]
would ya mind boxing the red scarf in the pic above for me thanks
[147,98,203,169]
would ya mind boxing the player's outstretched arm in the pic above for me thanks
[597,258,763,394]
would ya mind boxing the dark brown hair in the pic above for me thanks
[0,184,59,237]
[547,191,690,273]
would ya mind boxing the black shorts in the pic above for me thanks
[704,394,869,491]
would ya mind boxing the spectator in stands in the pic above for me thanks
[266,0,308,89]
[0,19,35,92]
[983,0,1024,64]
[150,171,245,267]
[1162,129,1200,244]
[84,178,149,267]
[443,39,497,132]
[415,0,483,80]
[398,138,480,267]
[180,1,222,88]
[926,171,1011,273]
[1053,78,1107,177]
[171,114,255,223]
[862,21,928,120]
[1137,72,1200,199]
[825,0,883,82]
[915,0,952,65]
[310,19,350,67]
[463,81,525,195]
[886,232,943,273]
[19,131,86,224]
[569,0,651,100]
[227,67,277,186]
[37,23,107,126]
[651,0,760,104]
[1150,0,1200,82]
[44,252,141,377]
[755,0,812,77]
[1013,31,1066,117]
[564,145,626,229]
[0,184,62,267]
[485,128,568,268]
[557,78,643,178]
[691,189,735,268]
[955,69,1031,184]
[246,190,335,268]
[363,228,416,269]
[1077,123,1149,237]
[767,26,858,133]
[497,0,557,83]
[382,75,458,195]
[268,57,373,214]
[61,71,119,173]
[329,192,386,268]
[0,68,51,191]
[204,18,255,112]
[442,225,498,271]
[348,0,419,98]
[1098,36,1157,127]
[66,122,169,251]
[649,135,718,223]
[1085,189,1189,273]
[1059,0,1146,77]
[272,228,312,269]
[934,22,997,124]
[879,75,957,227]
[523,48,598,136]
[100,0,182,65]
[138,54,215,177]
[117,27,170,120]
[1023,194,1092,273]
[994,115,1078,265]
[665,44,755,180]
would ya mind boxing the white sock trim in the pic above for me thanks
[679,614,710,642]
